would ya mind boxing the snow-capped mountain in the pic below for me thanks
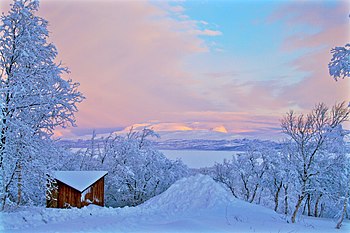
[56,121,285,151]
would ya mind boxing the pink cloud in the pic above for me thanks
[280,49,350,110]
[268,1,349,28]
[122,111,281,136]
[2,0,347,139]
[168,5,185,14]
[25,1,215,129]
[281,18,349,52]
[272,1,350,111]
[191,29,222,36]
[193,1,350,124]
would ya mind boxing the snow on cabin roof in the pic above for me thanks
[53,171,108,192]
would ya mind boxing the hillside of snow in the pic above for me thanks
[1,175,349,233]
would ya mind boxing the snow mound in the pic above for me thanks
[141,174,235,214]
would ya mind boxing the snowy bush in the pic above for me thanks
[59,128,190,207]
[209,142,281,209]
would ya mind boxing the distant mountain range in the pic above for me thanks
[57,123,349,151]
[57,137,282,152]
[57,128,284,151]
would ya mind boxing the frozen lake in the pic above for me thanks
[160,150,240,169]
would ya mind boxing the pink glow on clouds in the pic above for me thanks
[278,2,349,52]
[34,1,216,129]
[274,2,350,110]
[269,1,349,28]
[1,0,349,138]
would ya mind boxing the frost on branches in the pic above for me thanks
[59,128,190,208]
[280,103,349,222]
[206,102,350,228]
[328,43,350,80]
[0,0,83,210]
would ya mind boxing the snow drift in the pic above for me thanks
[141,174,235,214]
[1,174,349,233]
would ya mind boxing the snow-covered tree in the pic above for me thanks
[61,128,190,207]
[262,145,290,213]
[212,158,240,199]
[236,146,269,204]
[281,102,350,223]
[0,0,83,209]
[211,142,271,205]
[208,116,349,225]
[328,43,350,81]
[335,156,350,229]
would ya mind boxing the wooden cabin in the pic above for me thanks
[47,171,108,208]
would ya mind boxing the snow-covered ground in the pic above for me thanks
[1,175,348,233]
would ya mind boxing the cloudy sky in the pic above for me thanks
[2,0,349,138]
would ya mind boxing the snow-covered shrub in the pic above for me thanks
[210,142,272,205]
[60,128,190,207]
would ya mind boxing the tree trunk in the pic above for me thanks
[284,184,288,215]
[320,203,325,217]
[1,166,17,210]
[241,174,250,202]
[1,176,7,211]
[336,188,349,229]
[257,187,263,205]
[314,194,322,217]
[0,91,10,170]
[291,195,305,223]
[307,194,312,216]
[1,193,7,211]
[228,186,238,198]
[274,182,282,212]
[249,184,259,203]
[302,198,307,215]
[17,162,22,206]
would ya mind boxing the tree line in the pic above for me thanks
[202,102,350,228]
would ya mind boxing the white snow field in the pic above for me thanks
[1,174,349,233]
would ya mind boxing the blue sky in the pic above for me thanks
[4,0,347,138]
[175,0,321,85]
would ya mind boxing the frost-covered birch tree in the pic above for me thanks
[0,0,83,209]
[281,102,350,223]
[211,142,272,205]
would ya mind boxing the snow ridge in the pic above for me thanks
[141,174,235,214]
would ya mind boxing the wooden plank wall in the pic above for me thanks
[57,181,82,208]
[47,177,105,208]
[81,177,105,207]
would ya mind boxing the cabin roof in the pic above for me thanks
[53,171,108,192]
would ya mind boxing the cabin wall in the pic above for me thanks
[47,176,106,208]
[57,181,82,208]
[81,177,105,207]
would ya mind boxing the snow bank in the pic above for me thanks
[1,174,349,233]
[1,205,127,231]
[141,174,235,214]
